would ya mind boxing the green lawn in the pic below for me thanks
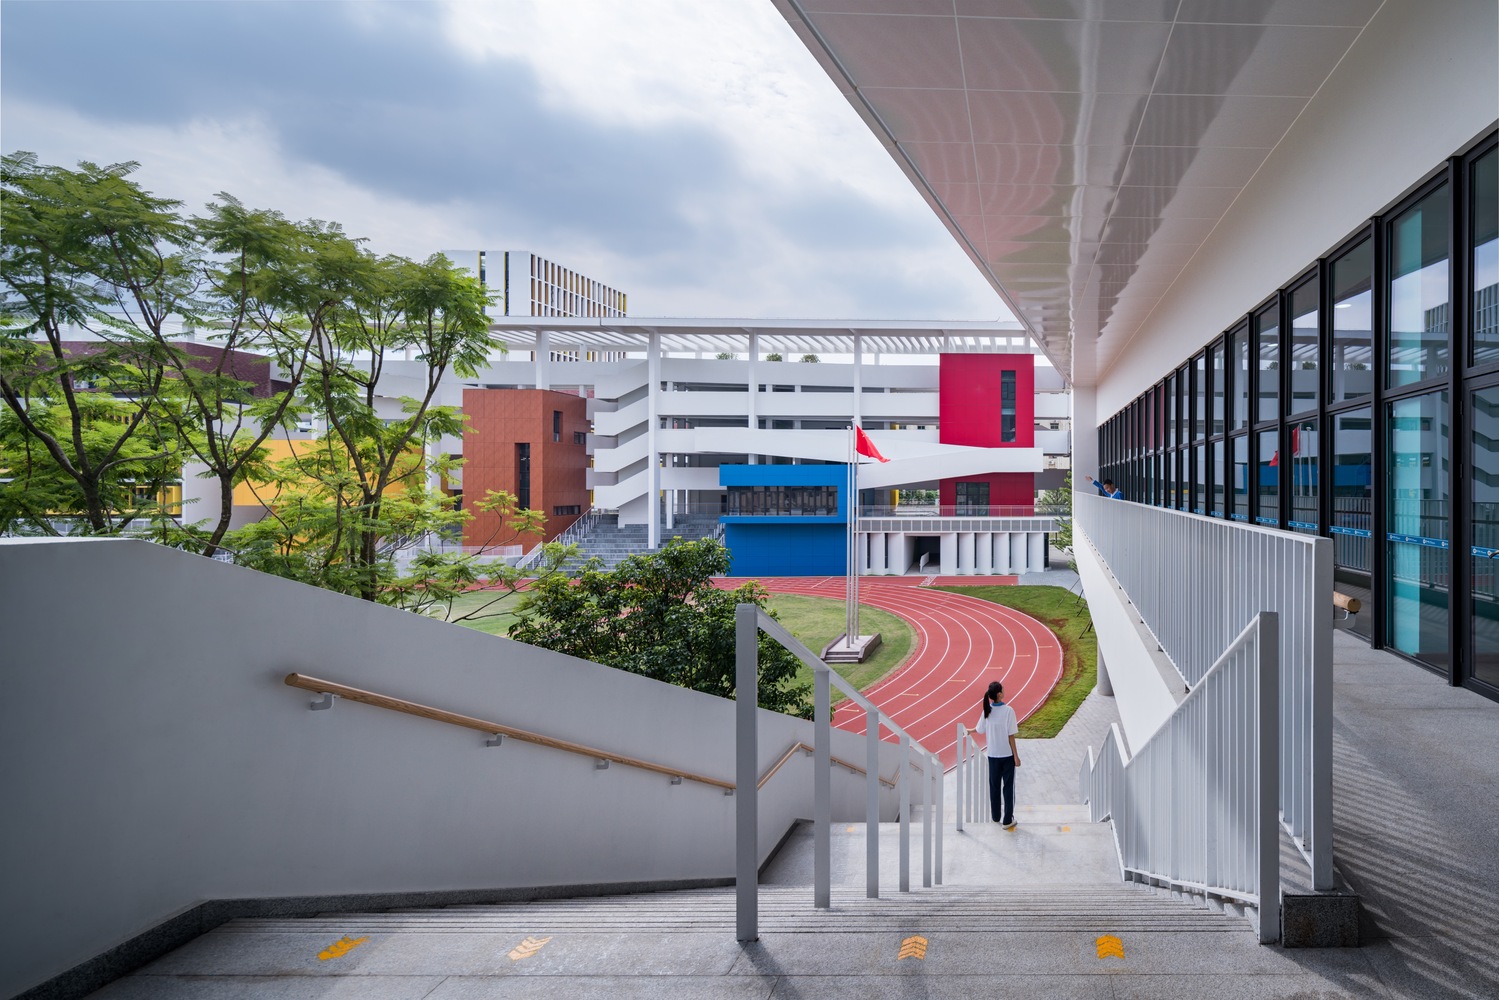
[765,593,915,710]
[436,588,526,635]
[931,584,1096,739]
[438,587,917,716]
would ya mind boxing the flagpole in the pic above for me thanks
[847,424,856,648]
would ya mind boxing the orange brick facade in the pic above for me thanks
[460,389,589,547]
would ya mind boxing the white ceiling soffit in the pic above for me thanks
[773,0,1380,387]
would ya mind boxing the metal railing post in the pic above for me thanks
[866,705,880,899]
[955,726,965,833]
[814,668,831,910]
[735,603,758,943]
[899,733,911,892]
[1257,612,1281,944]
[922,752,933,888]
[933,753,944,885]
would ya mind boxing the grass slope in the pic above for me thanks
[932,584,1096,738]
[765,593,916,710]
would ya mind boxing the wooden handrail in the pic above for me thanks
[1332,591,1362,614]
[756,741,898,791]
[285,672,733,790]
[286,673,903,795]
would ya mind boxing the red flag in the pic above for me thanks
[854,426,889,463]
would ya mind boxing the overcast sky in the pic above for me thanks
[1,0,1009,322]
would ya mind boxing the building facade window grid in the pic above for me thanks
[1095,128,1498,702]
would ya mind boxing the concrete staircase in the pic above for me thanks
[561,514,722,573]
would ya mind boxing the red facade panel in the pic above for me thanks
[938,353,1034,448]
[460,388,588,547]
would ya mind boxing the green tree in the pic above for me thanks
[508,538,810,715]
[764,352,783,362]
[1039,471,1073,553]
[799,353,820,363]
[0,152,190,533]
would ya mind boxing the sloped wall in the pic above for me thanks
[0,538,905,998]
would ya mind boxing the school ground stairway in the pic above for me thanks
[3,538,1498,999]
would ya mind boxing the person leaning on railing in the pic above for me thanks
[1084,475,1123,499]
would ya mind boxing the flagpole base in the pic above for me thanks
[821,632,883,664]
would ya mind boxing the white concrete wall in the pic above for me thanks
[1096,0,1498,418]
[1072,526,1182,748]
[0,538,905,998]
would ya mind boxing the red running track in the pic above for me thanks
[717,577,1063,768]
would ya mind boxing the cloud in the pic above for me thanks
[1,0,1008,321]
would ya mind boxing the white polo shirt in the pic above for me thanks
[972,701,1018,758]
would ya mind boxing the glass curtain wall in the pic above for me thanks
[1095,129,1497,700]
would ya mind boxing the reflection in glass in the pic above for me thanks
[1288,418,1318,534]
[1387,185,1450,388]
[1211,343,1225,436]
[1289,280,1319,414]
[1332,409,1373,640]
[1386,392,1449,666]
[1231,325,1250,430]
[1195,354,1207,441]
[1471,386,1499,687]
[1473,149,1498,366]
[1195,444,1206,514]
[1256,429,1279,526]
[1230,435,1248,521]
[1210,439,1224,516]
[1255,304,1279,424]
[1166,374,1177,448]
[1331,240,1373,403]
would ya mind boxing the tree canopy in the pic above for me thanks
[508,538,811,715]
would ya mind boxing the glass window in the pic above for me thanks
[1288,279,1319,415]
[1254,304,1280,424]
[1210,342,1225,436]
[1288,417,1319,534]
[1210,439,1225,517]
[1194,353,1207,441]
[1230,435,1249,521]
[1165,373,1177,448]
[1331,239,1374,404]
[1000,371,1017,442]
[956,481,990,515]
[1256,428,1279,526]
[1473,148,1499,366]
[1386,391,1450,666]
[1194,443,1207,514]
[1471,385,1499,687]
[1332,408,1374,640]
[1230,324,1250,430]
[1387,184,1451,388]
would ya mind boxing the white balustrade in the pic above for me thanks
[1080,614,1281,943]
[1074,491,1333,888]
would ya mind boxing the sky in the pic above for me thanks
[0,0,1010,322]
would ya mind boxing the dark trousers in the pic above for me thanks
[987,755,1015,824]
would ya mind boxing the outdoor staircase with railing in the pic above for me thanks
[559,513,723,573]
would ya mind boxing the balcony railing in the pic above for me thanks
[1074,491,1333,889]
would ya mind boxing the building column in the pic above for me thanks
[1097,650,1114,697]
[535,329,551,391]
[869,532,887,574]
[1027,532,1046,572]
[852,333,863,428]
[958,532,975,575]
[646,330,661,550]
[887,532,905,575]
[940,533,957,576]
[1010,533,1027,574]
[976,532,993,574]
[1071,386,1097,484]
[747,331,759,434]
[664,455,674,531]
[993,532,1011,573]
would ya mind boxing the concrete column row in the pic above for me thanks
[854,530,1049,576]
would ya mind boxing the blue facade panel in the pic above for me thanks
[719,464,849,576]
[724,522,846,577]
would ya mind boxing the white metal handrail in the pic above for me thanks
[735,603,942,943]
[953,723,997,828]
[1080,613,1281,942]
[1074,491,1333,889]
[515,507,602,571]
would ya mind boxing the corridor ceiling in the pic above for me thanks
[773,0,1382,386]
